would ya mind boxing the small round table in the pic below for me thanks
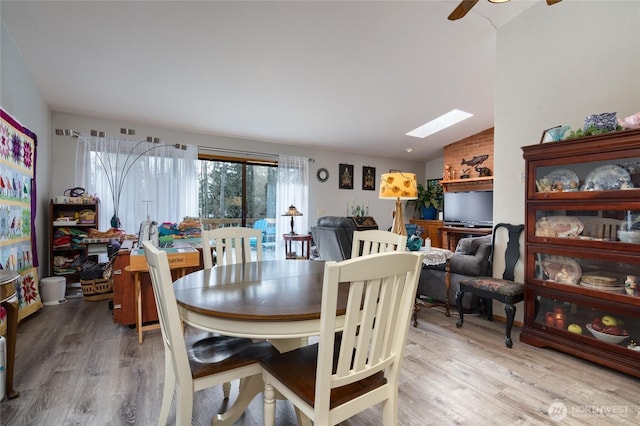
[413,247,454,325]
[0,270,20,399]
[283,233,312,259]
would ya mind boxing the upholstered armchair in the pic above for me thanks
[310,216,359,261]
[417,234,492,310]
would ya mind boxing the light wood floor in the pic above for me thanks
[1,298,638,425]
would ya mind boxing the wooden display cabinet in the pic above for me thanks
[520,128,640,378]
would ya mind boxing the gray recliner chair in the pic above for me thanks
[310,216,359,261]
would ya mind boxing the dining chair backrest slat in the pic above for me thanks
[201,227,263,268]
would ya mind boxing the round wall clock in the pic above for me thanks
[316,168,329,182]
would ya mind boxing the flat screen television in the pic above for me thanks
[443,190,493,228]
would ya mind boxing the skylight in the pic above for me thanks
[406,109,473,138]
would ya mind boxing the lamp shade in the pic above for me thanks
[282,205,303,217]
[379,172,418,200]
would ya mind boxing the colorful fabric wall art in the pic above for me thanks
[0,107,41,334]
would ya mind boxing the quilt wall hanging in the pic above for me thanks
[0,107,41,334]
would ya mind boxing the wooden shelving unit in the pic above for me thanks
[520,129,640,378]
[49,200,99,285]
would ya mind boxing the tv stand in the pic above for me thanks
[440,226,492,251]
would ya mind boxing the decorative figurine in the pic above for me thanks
[618,112,640,129]
[475,166,492,177]
[554,267,573,285]
[546,125,571,142]
[461,155,489,167]
[625,275,638,296]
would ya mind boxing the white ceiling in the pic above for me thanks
[1,1,546,161]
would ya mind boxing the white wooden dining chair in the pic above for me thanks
[351,229,407,258]
[141,242,277,426]
[260,250,424,426]
[201,226,265,399]
[201,227,263,269]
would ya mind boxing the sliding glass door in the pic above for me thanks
[197,157,277,229]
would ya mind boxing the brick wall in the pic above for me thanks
[443,128,494,180]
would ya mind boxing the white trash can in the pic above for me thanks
[40,276,66,305]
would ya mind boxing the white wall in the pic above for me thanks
[496,0,639,228]
[424,157,444,181]
[494,0,640,319]
[1,22,52,280]
[51,112,424,234]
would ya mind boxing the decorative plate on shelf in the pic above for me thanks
[582,165,633,191]
[580,282,625,293]
[545,169,580,192]
[580,273,625,293]
[541,255,582,285]
[580,273,618,286]
[535,216,584,238]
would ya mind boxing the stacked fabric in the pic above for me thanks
[178,217,202,238]
[53,227,88,250]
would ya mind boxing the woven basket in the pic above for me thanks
[80,277,112,295]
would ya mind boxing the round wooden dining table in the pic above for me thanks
[173,259,346,426]
[174,259,349,353]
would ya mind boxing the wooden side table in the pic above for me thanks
[1,270,21,399]
[283,234,312,260]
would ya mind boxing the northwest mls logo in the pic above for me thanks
[548,401,568,421]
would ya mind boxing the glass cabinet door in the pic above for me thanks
[527,204,640,249]
[529,247,640,299]
[532,294,639,352]
[531,156,640,195]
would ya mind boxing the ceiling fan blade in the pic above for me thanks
[547,0,562,5]
[448,0,480,21]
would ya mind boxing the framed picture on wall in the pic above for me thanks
[338,163,354,189]
[362,166,376,190]
[427,178,444,210]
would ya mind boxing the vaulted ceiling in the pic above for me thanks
[1,1,544,161]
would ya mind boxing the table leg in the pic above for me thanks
[444,259,451,317]
[135,272,143,344]
[413,295,419,327]
[2,295,20,399]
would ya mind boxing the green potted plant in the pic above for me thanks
[408,181,443,220]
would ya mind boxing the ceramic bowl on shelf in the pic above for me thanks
[585,324,630,344]
[617,230,640,243]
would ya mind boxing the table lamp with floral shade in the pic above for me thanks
[379,172,418,236]
[282,205,303,235]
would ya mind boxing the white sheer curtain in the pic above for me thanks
[276,156,309,259]
[75,135,198,233]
